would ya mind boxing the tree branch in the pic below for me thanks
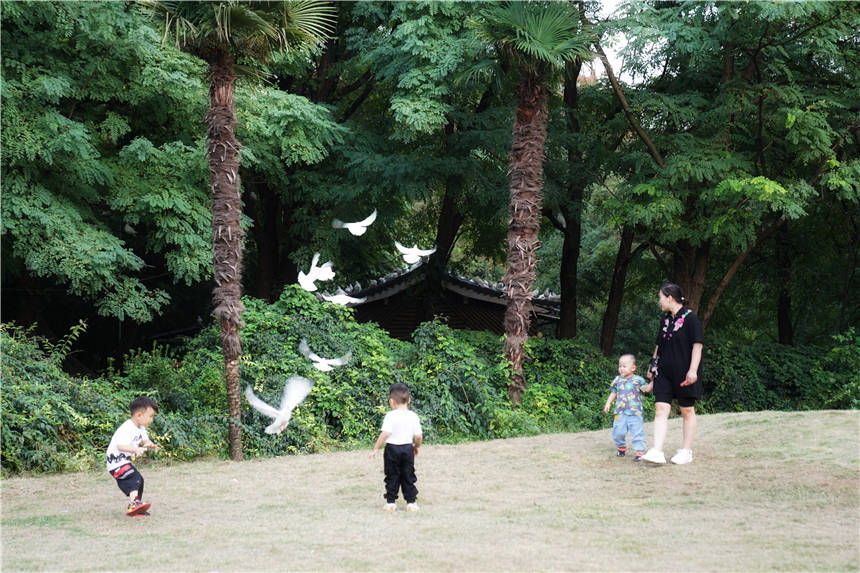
[592,43,665,169]
[701,218,784,328]
[340,81,374,123]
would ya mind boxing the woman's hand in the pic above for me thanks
[680,370,698,387]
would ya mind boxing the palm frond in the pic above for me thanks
[140,0,335,61]
[473,1,591,71]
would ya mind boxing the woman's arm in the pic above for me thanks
[680,342,703,387]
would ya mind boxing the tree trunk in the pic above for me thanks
[557,60,584,339]
[599,225,634,355]
[423,177,465,321]
[557,204,580,339]
[776,223,794,345]
[207,56,244,462]
[504,73,547,405]
[673,240,710,313]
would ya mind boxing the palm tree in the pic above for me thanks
[143,0,335,460]
[473,2,590,405]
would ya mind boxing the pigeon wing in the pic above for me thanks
[315,261,335,282]
[358,209,377,227]
[298,339,312,358]
[332,218,345,229]
[297,270,317,292]
[328,350,352,367]
[280,376,313,412]
[244,386,280,420]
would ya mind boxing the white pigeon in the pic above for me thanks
[394,241,437,264]
[320,289,367,306]
[298,339,352,372]
[244,376,313,434]
[332,209,377,236]
[297,252,335,292]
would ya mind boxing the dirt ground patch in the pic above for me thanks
[2,410,858,571]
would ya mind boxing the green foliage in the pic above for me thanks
[1,1,210,321]
[0,323,134,474]
[2,290,857,475]
[699,331,860,413]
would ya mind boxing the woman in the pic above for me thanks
[641,283,704,465]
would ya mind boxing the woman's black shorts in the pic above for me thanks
[653,375,698,407]
[654,393,696,408]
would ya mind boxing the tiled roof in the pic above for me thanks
[321,262,560,339]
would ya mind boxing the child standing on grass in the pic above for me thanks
[370,383,423,512]
[604,354,652,461]
[106,396,159,516]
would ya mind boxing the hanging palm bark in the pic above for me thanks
[144,0,335,462]
[207,54,245,461]
[503,72,547,405]
[472,1,589,406]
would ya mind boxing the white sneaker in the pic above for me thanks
[406,503,420,512]
[670,449,693,465]
[640,449,666,464]
[383,503,396,512]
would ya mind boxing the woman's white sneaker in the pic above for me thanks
[641,449,666,464]
[670,449,693,465]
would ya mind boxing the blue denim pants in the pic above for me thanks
[612,413,646,451]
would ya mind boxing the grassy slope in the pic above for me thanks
[2,410,858,572]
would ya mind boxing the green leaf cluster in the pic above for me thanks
[1,1,210,321]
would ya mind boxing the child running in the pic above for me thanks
[106,396,159,516]
[604,353,653,461]
[370,383,423,512]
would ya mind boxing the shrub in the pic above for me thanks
[0,323,134,474]
[3,287,856,475]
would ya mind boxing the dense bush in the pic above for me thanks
[1,323,135,473]
[2,288,857,475]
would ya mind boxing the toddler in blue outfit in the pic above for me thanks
[604,353,653,461]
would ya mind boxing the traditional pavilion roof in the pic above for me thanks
[320,262,560,339]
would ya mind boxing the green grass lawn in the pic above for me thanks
[2,410,858,571]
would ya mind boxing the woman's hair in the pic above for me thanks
[659,282,686,304]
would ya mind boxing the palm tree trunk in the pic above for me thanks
[207,56,244,461]
[504,73,547,405]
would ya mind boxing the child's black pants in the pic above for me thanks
[383,443,418,503]
[111,463,144,500]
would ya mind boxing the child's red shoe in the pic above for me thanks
[126,500,151,516]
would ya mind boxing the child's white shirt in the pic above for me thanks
[106,419,148,471]
[381,409,422,445]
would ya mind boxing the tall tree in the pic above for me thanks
[603,0,859,328]
[473,2,590,404]
[143,0,335,460]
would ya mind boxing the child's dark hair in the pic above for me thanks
[389,383,411,405]
[659,282,687,304]
[130,396,158,415]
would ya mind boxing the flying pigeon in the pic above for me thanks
[244,376,313,434]
[299,339,352,372]
[320,289,366,306]
[394,241,437,264]
[332,209,377,236]
[297,253,335,292]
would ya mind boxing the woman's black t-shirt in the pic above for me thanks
[654,306,704,398]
